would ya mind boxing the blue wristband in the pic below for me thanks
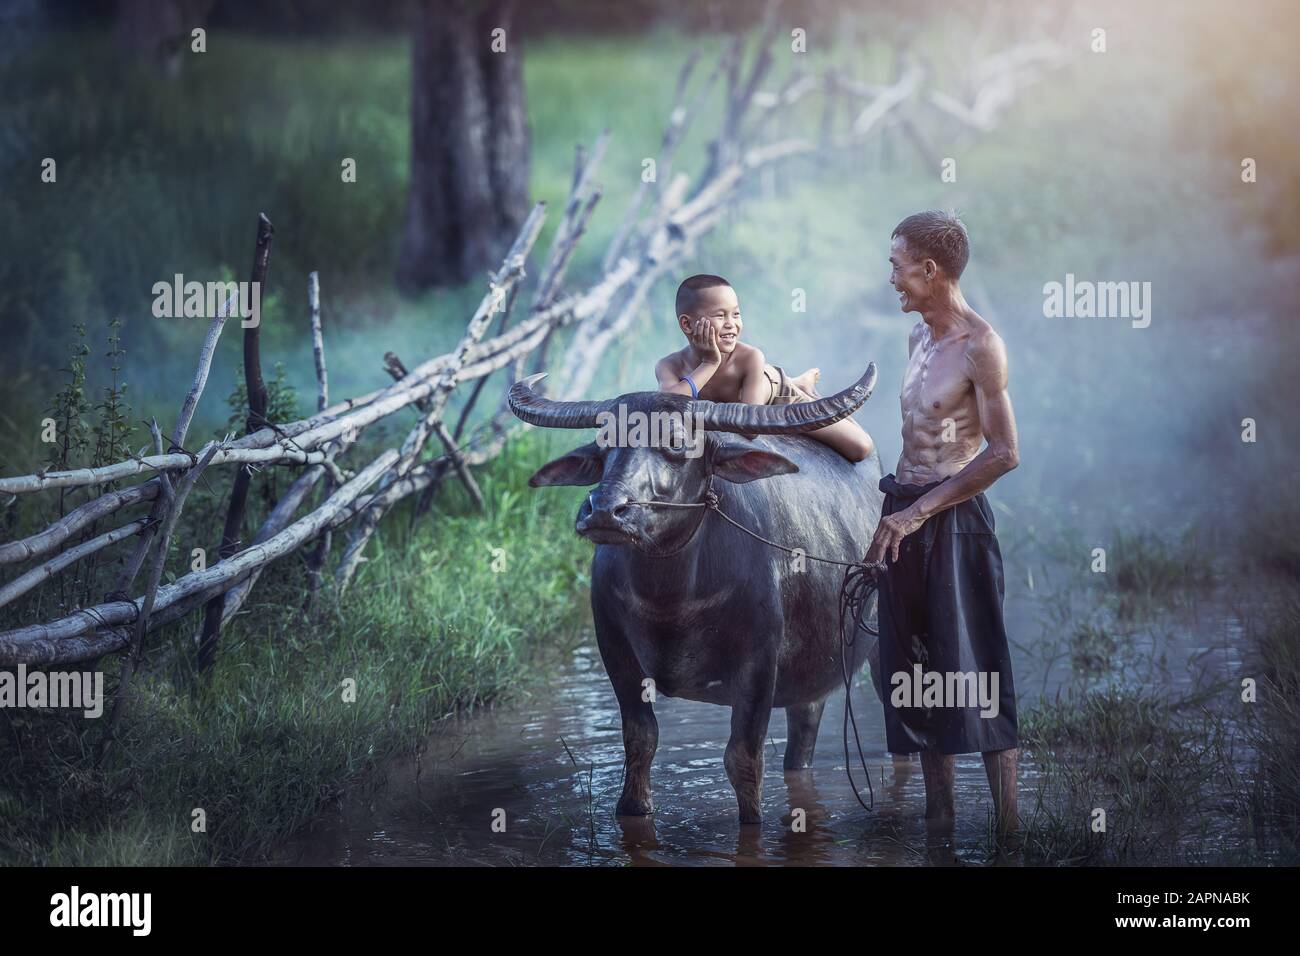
[681,374,698,399]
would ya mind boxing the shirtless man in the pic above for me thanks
[655,274,875,462]
[864,211,1021,843]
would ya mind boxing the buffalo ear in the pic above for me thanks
[711,444,799,484]
[529,442,605,487]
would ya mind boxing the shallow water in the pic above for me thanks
[276,596,1060,866]
[273,576,1256,867]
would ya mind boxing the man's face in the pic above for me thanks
[680,284,743,354]
[889,236,933,314]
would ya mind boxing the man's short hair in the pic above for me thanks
[892,211,970,279]
[675,274,732,317]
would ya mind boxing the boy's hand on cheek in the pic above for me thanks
[692,320,722,366]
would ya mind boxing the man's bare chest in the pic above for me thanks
[900,341,972,420]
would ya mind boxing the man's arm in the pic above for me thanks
[867,330,1019,563]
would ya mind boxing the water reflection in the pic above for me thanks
[274,589,1246,866]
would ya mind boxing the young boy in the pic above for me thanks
[654,274,875,461]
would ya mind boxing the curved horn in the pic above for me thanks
[697,363,878,434]
[508,373,615,429]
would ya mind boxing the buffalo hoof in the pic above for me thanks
[616,794,653,816]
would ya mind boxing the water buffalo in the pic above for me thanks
[508,365,882,823]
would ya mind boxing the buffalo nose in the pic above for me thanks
[578,488,634,531]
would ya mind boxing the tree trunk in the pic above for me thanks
[115,0,213,77]
[397,0,531,291]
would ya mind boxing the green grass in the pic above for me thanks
[1018,685,1263,865]
[1242,586,1300,857]
[1007,511,1300,866]
[0,433,593,865]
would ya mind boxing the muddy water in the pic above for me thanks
[276,594,1069,867]
[274,577,1253,867]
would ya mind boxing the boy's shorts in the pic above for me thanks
[761,364,814,405]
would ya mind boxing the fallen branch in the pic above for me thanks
[0,518,149,609]
[0,450,398,657]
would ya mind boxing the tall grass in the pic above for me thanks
[1013,516,1300,865]
[0,433,593,865]
[1019,686,1258,865]
[1242,586,1300,857]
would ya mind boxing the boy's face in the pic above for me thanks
[679,284,742,354]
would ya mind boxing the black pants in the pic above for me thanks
[876,474,1018,755]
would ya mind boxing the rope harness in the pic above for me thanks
[626,482,883,811]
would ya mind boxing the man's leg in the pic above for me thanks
[920,750,956,828]
[982,747,1019,838]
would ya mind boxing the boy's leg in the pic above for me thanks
[807,418,875,461]
[764,364,874,461]
[764,364,814,404]
[790,367,821,397]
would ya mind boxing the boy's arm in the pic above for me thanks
[658,320,722,395]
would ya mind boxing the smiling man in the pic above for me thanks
[865,211,1021,843]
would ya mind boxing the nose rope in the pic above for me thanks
[624,486,882,811]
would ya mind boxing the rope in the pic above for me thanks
[627,487,883,811]
[839,561,881,811]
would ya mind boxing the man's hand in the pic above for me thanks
[865,507,926,563]
[689,318,722,366]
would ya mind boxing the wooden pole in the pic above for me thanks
[198,213,274,672]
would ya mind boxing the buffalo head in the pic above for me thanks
[508,363,877,556]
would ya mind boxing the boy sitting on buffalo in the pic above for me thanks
[654,274,875,461]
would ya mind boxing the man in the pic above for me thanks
[864,211,1021,842]
[655,274,875,461]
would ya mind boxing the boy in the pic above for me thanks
[654,274,875,461]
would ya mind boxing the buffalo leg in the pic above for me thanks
[783,697,826,771]
[594,625,658,817]
[613,689,658,817]
[725,664,777,824]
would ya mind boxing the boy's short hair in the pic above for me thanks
[675,274,732,317]
[892,211,970,279]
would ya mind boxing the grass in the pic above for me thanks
[1018,685,1259,865]
[1241,587,1300,856]
[1107,529,1214,619]
[1008,514,1300,866]
[0,432,593,865]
